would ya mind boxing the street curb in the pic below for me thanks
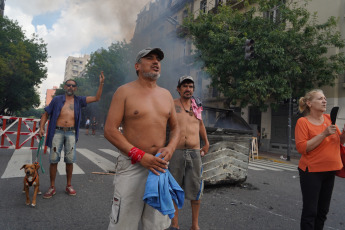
[256,156,297,165]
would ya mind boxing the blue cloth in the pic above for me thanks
[143,153,185,219]
[44,94,87,147]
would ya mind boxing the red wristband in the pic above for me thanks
[128,147,145,164]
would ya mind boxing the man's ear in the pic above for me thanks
[176,87,180,93]
[135,63,140,72]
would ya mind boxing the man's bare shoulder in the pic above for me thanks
[114,81,137,96]
[173,98,180,103]
[156,86,173,97]
[118,81,137,89]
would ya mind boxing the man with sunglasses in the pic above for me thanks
[39,72,105,198]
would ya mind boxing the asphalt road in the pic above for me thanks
[1,129,345,230]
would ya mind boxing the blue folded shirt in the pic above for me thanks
[143,153,184,219]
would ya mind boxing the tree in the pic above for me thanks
[16,108,45,118]
[84,42,133,122]
[183,0,345,109]
[0,16,48,115]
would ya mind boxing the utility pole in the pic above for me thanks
[0,0,5,17]
[287,96,291,161]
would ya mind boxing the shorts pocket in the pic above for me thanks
[110,196,121,224]
[115,155,131,173]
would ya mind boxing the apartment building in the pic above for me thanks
[63,54,90,82]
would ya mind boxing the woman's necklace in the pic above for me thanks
[180,99,193,116]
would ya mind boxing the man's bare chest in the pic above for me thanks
[177,112,199,126]
[60,101,74,116]
[125,96,170,119]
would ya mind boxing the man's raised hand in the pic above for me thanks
[100,71,105,84]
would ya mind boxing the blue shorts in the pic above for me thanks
[50,129,76,164]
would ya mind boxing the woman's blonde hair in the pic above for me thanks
[298,89,324,114]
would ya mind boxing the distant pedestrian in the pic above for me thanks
[257,126,261,149]
[39,72,105,198]
[295,89,345,229]
[91,117,97,135]
[85,117,90,135]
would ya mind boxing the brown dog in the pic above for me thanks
[20,163,41,207]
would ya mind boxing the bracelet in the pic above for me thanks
[128,147,145,164]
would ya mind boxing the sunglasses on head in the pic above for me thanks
[65,84,77,88]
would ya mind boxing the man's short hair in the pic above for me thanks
[177,75,194,88]
[65,79,78,86]
[135,47,164,63]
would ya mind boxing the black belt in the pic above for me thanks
[56,126,75,131]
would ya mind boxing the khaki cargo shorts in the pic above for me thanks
[108,154,170,230]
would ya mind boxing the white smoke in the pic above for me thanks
[5,0,152,107]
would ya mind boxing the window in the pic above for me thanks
[200,0,207,13]
[264,0,286,23]
[265,6,279,23]
[183,9,188,19]
[215,0,222,6]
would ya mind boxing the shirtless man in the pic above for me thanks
[39,72,105,198]
[168,75,209,230]
[104,47,180,230]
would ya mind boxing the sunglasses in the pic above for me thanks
[65,84,77,88]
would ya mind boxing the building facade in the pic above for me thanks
[132,0,196,97]
[45,86,58,107]
[63,54,90,82]
[131,0,345,154]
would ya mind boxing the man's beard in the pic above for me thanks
[65,89,74,96]
[182,91,193,99]
[143,72,160,80]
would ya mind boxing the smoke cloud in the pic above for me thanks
[5,0,153,106]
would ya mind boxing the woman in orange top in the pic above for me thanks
[295,89,344,230]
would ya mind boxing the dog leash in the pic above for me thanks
[35,137,45,174]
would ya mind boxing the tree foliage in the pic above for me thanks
[0,16,48,115]
[183,0,345,109]
[84,42,133,121]
[16,108,45,118]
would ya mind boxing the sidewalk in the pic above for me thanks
[256,151,300,165]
